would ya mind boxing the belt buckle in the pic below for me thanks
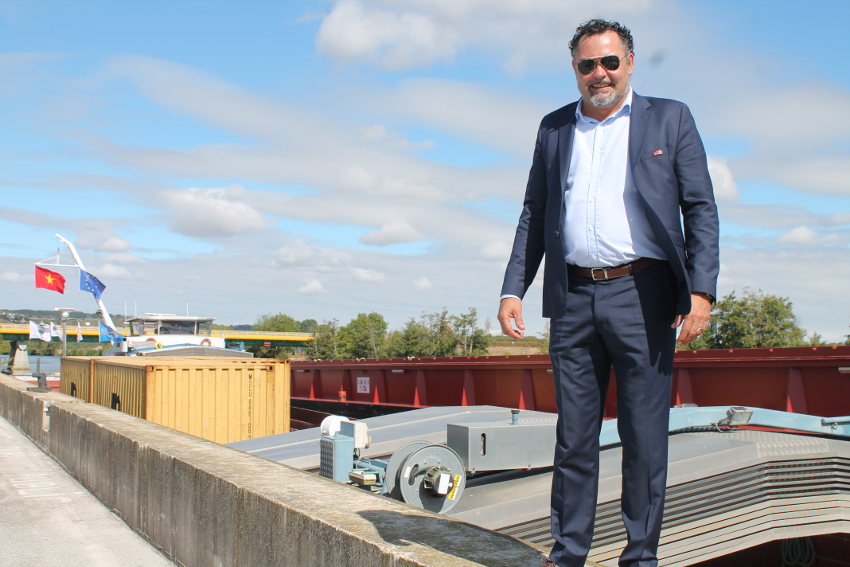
[591,267,608,281]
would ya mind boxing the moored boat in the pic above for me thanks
[106,313,252,357]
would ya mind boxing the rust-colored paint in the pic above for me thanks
[291,346,850,418]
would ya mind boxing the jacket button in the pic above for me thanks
[554,230,560,237]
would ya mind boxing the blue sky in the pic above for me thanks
[2,0,849,341]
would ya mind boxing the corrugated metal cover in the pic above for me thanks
[231,406,850,566]
[492,430,850,566]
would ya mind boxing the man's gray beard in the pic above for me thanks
[588,86,626,108]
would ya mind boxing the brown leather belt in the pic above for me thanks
[568,257,665,281]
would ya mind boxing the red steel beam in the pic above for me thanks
[291,346,850,418]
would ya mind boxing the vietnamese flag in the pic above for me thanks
[35,266,66,293]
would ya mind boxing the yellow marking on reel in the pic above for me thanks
[448,474,462,500]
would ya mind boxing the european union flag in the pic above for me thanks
[80,269,106,299]
[99,321,124,344]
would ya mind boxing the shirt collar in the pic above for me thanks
[576,87,633,124]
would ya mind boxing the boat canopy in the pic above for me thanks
[126,314,215,337]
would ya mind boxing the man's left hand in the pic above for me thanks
[673,293,712,345]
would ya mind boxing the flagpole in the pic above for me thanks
[54,234,118,331]
[61,311,68,356]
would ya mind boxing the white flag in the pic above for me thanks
[49,322,62,338]
[29,321,51,342]
[77,322,83,343]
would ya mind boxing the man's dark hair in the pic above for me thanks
[569,19,634,57]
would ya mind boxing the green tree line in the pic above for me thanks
[251,308,491,360]
[250,290,850,360]
[684,288,846,350]
[6,290,849,361]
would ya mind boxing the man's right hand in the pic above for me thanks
[498,297,526,339]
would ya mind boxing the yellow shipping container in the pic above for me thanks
[60,356,290,443]
[60,356,95,401]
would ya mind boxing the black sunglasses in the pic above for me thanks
[575,54,628,75]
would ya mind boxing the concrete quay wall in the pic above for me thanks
[0,374,545,567]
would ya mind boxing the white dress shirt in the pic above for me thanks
[563,89,665,268]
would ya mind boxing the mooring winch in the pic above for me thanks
[318,409,557,512]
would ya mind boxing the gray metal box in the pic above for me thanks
[447,419,556,473]
[320,434,354,482]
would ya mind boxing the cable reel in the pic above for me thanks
[390,443,466,513]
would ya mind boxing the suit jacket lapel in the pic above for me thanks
[558,108,577,193]
[628,92,652,172]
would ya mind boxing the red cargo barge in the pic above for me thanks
[291,345,850,419]
[281,346,850,566]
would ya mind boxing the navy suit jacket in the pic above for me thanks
[501,92,720,318]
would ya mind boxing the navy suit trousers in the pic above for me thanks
[547,262,676,567]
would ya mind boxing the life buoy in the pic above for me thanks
[200,338,211,346]
[154,342,164,349]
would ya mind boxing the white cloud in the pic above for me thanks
[104,55,315,144]
[360,124,434,151]
[387,78,547,157]
[361,124,388,142]
[351,267,385,282]
[777,226,842,246]
[274,241,351,269]
[717,85,850,151]
[675,60,850,200]
[359,221,426,246]
[480,242,511,262]
[79,57,525,249]
[160,185,264,237]
[315,0,660,73]
[729,148,850,199]
[707,156,739,202]
[0,53,69,66]
[298,279,327,294]
[778,226,817,245]
[826,212,850,226]
[716,262,733,288]
[413,276,432,290]
[77,233,131,252]
[719,204,820,231]
[0,271,27,283]
[340,164,449,202]
[97,263,134,279]
[103,253,145,264]
[316,0,461,70]
[768,156,850,197]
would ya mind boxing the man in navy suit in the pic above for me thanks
[498,19,719,567]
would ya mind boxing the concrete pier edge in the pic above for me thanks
[0,374,547,567]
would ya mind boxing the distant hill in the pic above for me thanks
[1,309,249,329]
[0,309,124,323]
